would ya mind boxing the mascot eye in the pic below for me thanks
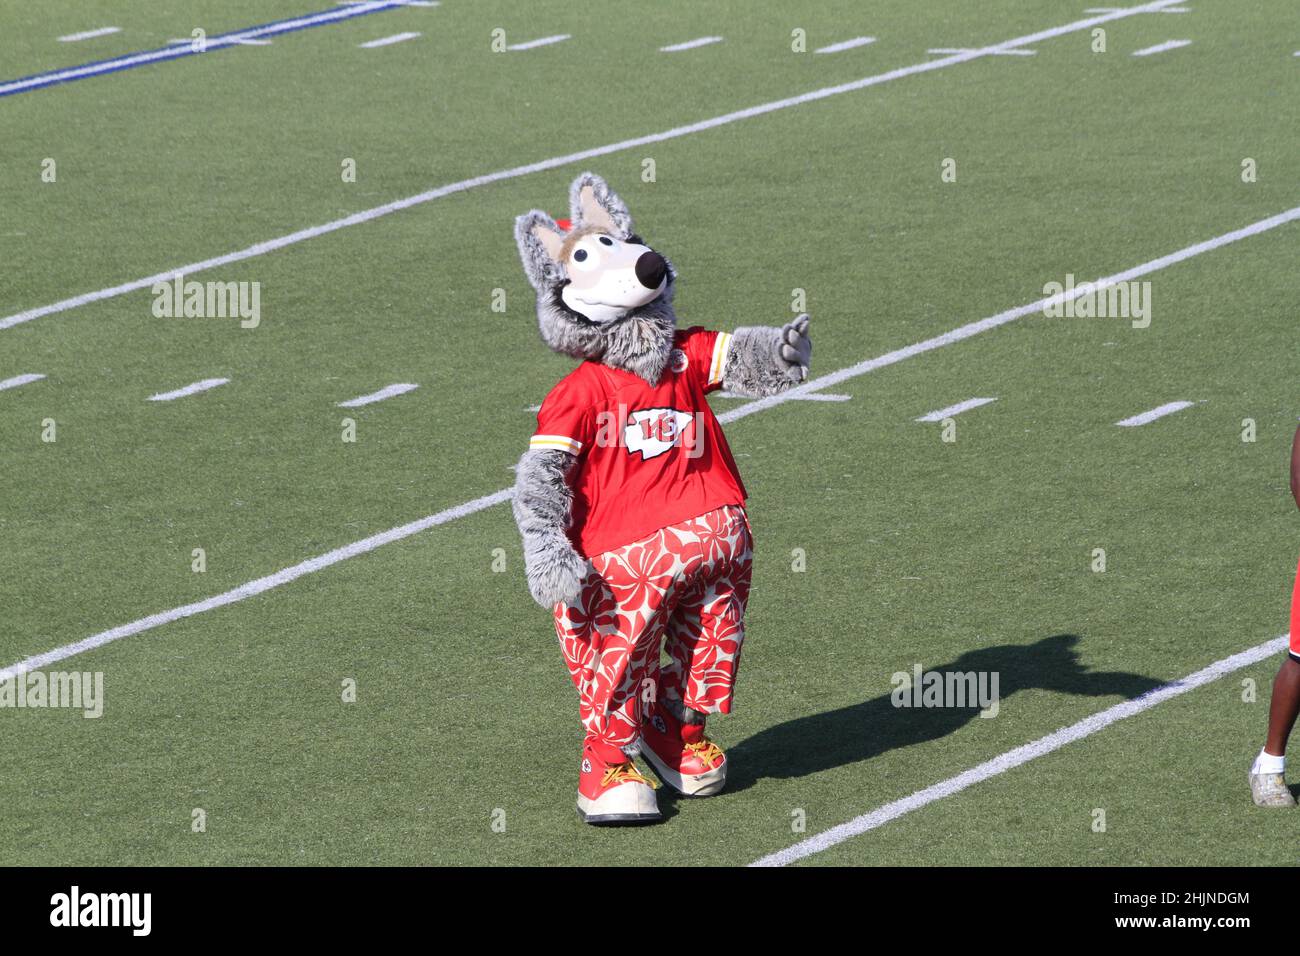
[598,236,613,246]
[569,244,599,271]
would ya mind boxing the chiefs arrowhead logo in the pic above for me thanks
[623,407,697,460]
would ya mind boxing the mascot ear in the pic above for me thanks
[569,172,633,238]
[514,210,567,290]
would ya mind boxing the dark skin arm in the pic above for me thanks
[1291,425,1300,511]
[1263,426,1300,758]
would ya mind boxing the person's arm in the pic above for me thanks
[1291,425,1300,511]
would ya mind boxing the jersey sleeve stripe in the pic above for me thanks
[708,331,732,385]
[530,434,582,454]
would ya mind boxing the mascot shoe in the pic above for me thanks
[641,705,727,798]
[576,745,660,825]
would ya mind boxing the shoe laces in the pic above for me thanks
[602,761,656,790]
[685,739,724,765]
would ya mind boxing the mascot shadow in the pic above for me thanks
[700,634,1163,800]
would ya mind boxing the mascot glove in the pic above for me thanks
[778,314,812,382]
[524,533,591,608]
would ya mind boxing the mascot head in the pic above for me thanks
[514,172,678,385]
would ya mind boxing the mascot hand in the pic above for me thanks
[777,314,812,382]
[524,534,590,608]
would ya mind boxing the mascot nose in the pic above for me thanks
[634,251,667,289]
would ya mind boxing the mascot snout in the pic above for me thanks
[635,250,667,290]
[559,235,667,323]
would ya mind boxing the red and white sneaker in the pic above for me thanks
[576,745,660,825]
[641,705,727,797]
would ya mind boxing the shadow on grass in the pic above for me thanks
[721,633,1162,795]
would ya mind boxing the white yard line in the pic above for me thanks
[915,397,997,422]
[1085,5,1189,11]
[718,391,851,402]
[506,34,570,51]
[0,488,515,684]
[0,0,1190,334]
[660,36,724,53]
[722,204,1300,426]
[2,1,399,98]
[337,382,419,407]
[147,378,230,402]
[783,392,851,403]
[928,47,1036,56]
[0,373,47,392]
[1132,39,1192,56]
[751,635,1290,866]
[58,27,121,42]
[3,203,1296,681]
[359,31,420,48]
[814,37,876,54]
[1115,399,1198,427]
[169,37,272,47]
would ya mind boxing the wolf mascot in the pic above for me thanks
[512,173,812,824]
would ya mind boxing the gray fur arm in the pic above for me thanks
[721,314,812,398]
[512,448,590,608]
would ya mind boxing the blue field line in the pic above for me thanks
[0,1,410,98]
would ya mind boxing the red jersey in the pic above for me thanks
[529,327,748,557]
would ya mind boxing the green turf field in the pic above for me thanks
[2,0,1298,866]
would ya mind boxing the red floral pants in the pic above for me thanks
[553,505,754,764]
